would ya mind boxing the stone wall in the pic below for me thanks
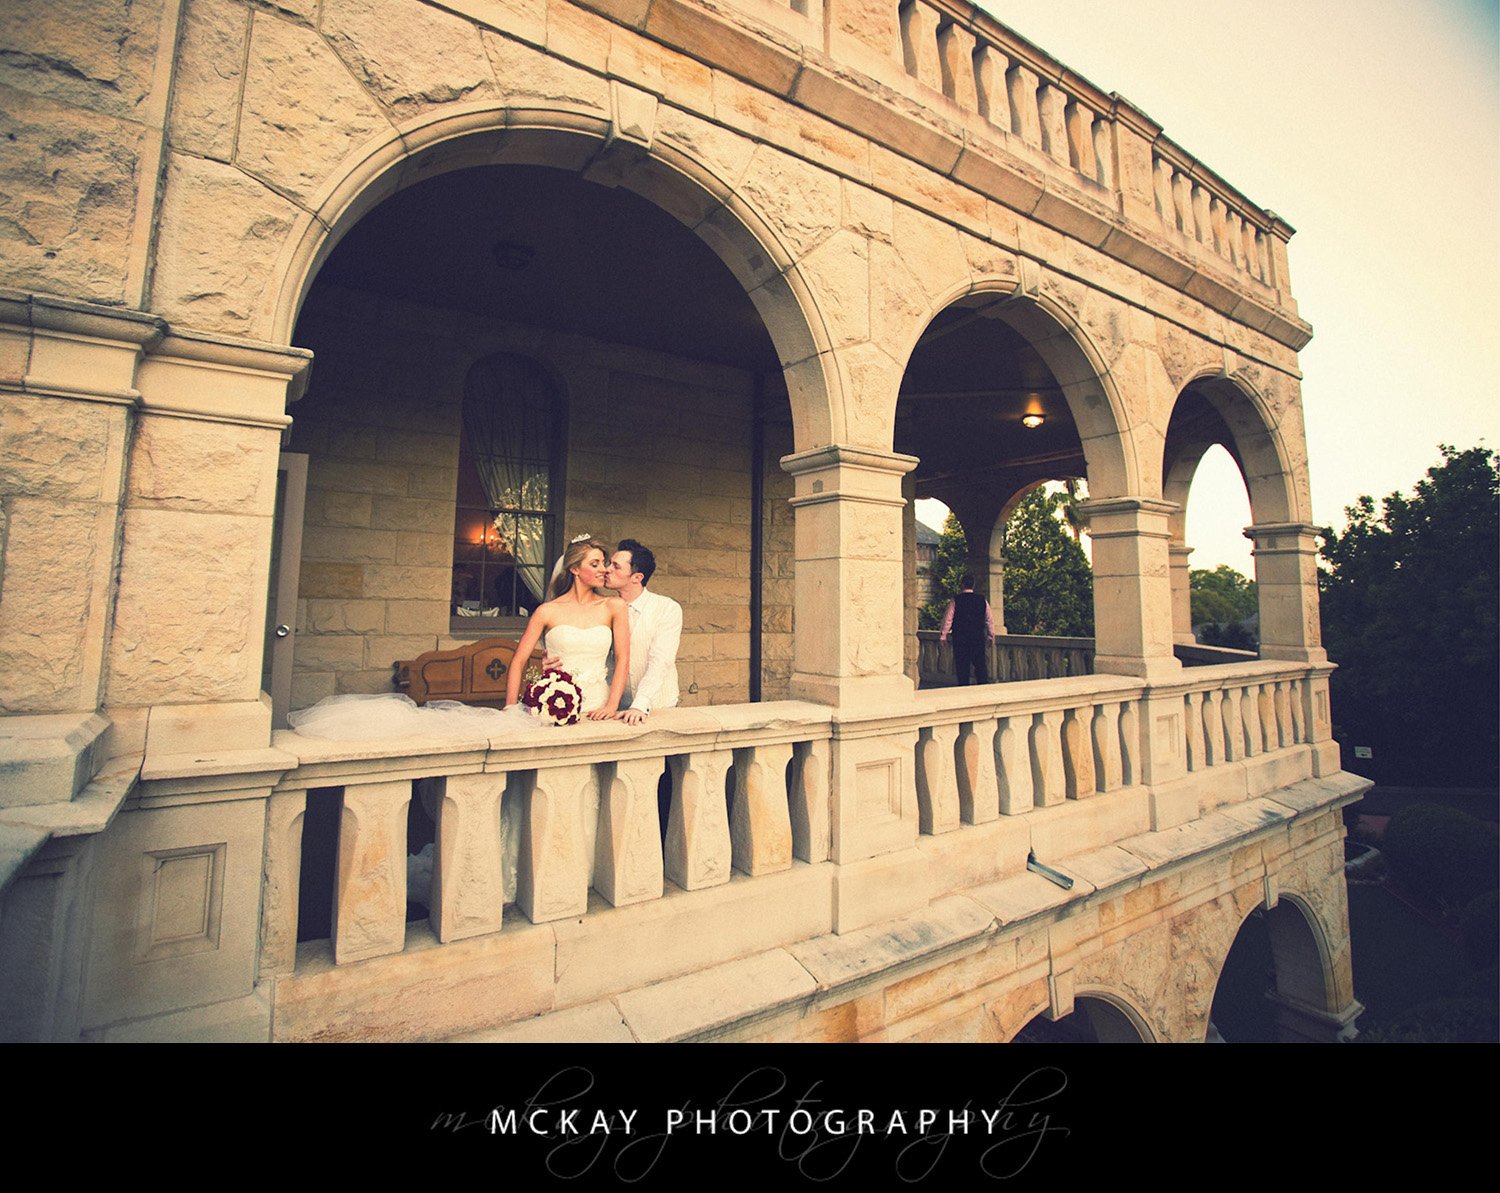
[287,283,793,710]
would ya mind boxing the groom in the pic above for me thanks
[603,539,682,725]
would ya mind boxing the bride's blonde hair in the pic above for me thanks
[550,537,608,600]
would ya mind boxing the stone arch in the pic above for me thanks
[262,103,841,452]
[1208,889,1348,1042]
[1005,991,1155,1042]
[893,277,1137,498]
[1164,370,1303,528]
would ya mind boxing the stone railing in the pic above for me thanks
[260,703,833,972]
[918,630,1094,686]
[1172,663,1310,774]
[899,0,1112,189]
[1150,140,1283,288]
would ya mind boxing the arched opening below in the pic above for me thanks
[1183,444,1258,653]
[1209,900,1335,1042]
[1011,995,1147,1042]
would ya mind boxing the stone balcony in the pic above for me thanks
[67,654,1356,1042]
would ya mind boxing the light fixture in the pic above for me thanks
[1021,412,1045,429]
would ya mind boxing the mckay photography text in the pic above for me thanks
[431,1064,1071,1180]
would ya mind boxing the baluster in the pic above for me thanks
[332,779,411,963]
[937,22,978,109]
[1118,701,1139,786]
[261,788,307,976]
[1241,685,1262,756]
[1257,686,1278,754]
[1256,229,1273,284]
[995,714,1034,814]
[1173,170,1194,236]
[916,722,962,833]
[1191,182,1212,245]
[1092,701,1123,792]
[1219,687,1243,761]
[1037,83,1069,165]
[596,756,667,905]
[1273,682,1292,749]
[957,719,1000,824]
[1241,220,1260,279]
[1201,688,1224,766]
[1006,62,1042,147]
[1065,99,1098,177]
[1091,115,1111,187]
[790,739,831,862]
[1060,706,1095,798]
[430,772,506,942]
[973,45,1012,130]
[900,1,943,90]
[730,743,794,876]
[1223,210,1243,268]
[1183,692,1205,773]
[1030,710,1066,806]
[1153,157,1173,222]
[1288,678,1306,743]
[516,763,594,923]
[665,751,733,890]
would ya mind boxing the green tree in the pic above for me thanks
[1319,444,1499,786]
[918,512,969,629]
[1002,487,1094,637]
[1190,564,1257,627]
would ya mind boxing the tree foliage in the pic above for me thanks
[1001,488,1094,637]
[1190,564,1257,626]
[918,512,969,630]
[1319,444,1499,786]
[1191,564,1259,651]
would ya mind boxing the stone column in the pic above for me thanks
[1245,522,1327,665]
[0,296,162,801]
[1080,497,1181,680]
[116,332,311,762]
[1110,97,1164,227]
[1169,542,1195,644]
[782,445,918,708]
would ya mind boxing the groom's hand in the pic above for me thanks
[617,708,648,726]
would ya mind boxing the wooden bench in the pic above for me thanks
[392,637,544,708]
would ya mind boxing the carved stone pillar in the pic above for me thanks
[1245,522,1327,664]
[1081,497,1181,680]
[1169,543,1195,644]
[783,445,918,708]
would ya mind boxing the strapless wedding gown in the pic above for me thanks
[544,623,612,713]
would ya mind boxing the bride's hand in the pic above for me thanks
[586,704,618,721]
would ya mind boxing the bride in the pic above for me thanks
[505,536,629,719]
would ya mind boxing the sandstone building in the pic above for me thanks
[0,0,1365,1042]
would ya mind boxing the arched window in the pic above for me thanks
[450,353,564,627]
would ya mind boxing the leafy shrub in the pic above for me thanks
[1460,890,1500,971]
[1357,997,1499,1043]
[1379,803,1496,907]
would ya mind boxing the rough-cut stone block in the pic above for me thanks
[618,949,815,1042]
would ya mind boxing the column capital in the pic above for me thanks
[1244,522,1321,552]
[1168,543,1195,561]
[783,444,919,509]
[781,444,920,478]
[1079,496,1178,539]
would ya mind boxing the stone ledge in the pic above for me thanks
[0,712,111,807]
[453,999,637,1044]
[616,948,817,1041]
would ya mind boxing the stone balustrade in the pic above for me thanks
[918,630,1094,687]
[262,703,833,973]
[1150,143,1285,289]
[255,658,1328,983]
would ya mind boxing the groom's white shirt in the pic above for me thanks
[620,586,682,713]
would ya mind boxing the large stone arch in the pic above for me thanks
[261,103,842,453]
[1207,888,1355,1042]
[1164,369,1303,528]
[891,277,1137,498]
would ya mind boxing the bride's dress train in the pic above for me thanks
[287,622,616,906]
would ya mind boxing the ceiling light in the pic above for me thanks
[1021,413,1045,429]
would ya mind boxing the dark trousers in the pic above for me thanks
[953,636,989,685]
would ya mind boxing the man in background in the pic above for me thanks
[939,573,995,686]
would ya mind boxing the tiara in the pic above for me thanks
[569,532,593,545]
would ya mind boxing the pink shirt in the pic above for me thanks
[939,593,995,641]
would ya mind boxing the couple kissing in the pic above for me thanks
[503,535,682,726]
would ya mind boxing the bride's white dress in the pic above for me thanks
[544,623,612,714]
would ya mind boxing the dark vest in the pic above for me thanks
[951,590,987,641]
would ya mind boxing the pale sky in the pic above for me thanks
[917,0,1500,576]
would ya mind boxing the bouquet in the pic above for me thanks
[521,668,585,726]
